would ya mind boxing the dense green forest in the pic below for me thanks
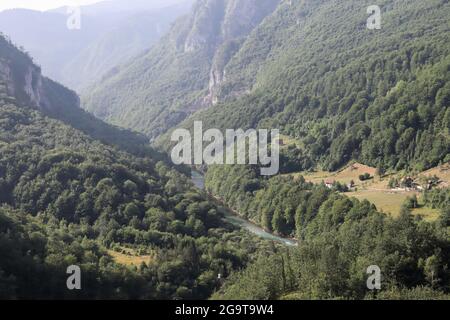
[0,33,269,299]
[205,164,450,299]
[0,102,272,299]
[167,3,450,301]
[75,0,450,300]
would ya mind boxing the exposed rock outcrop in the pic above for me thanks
[0,59,15,97]
[0,57,52,110]
[181,0,281,105]
[1,32,83,117]
[23,64,47,109]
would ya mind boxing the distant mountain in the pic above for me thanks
[62,3,193,90]
[0,0,192,90]
[83,0,281,138]
[51,0,187,15]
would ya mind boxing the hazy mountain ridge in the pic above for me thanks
[0,0,192,90]
[82,0,281,138]
[63,2,194,90]
[50,0,187,16]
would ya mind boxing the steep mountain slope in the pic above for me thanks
[0,8,114,87]
[161,0,450,172]
[82,0,281,138]
[0,34,260,299]
[0,33,158,155]
[0,102,260,299]
[0,0,192,90]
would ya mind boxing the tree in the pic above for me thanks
[424,255,441,287]
[404,195,419,209]
[272,209,286,235]
[376,164,385,177]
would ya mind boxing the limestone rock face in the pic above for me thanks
[23,64,45,109]
[0,59,15,97]
[0,57,46,108]
[0,58,57,111]
[1,34,83,116]
[182,0,280,104]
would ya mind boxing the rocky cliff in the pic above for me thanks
[0,36,80,114]
[0,34,150,154]
[181,0,280,104]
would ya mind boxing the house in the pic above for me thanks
[401,176,414,189]
[325,179,335,189]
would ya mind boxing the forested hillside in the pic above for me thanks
[1,0,449,301]
[205,164,450,299]
[0,34,263,299]
[164,0,450,173]
[195,0,450,299]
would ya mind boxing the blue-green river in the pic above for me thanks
[191,170,297,246]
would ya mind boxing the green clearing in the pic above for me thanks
[108,248,155,267]
[289,162,446,220]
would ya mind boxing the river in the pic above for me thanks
[191,170,297,246]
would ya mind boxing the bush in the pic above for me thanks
[359,173,372,181]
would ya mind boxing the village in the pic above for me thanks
[292,161,450,220]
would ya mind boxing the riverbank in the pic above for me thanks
[191,169,298,246]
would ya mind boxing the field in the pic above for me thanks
[350,189,440,220]
[295,162,377,186]
[290,162,447,220]
[108,248,154,267]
